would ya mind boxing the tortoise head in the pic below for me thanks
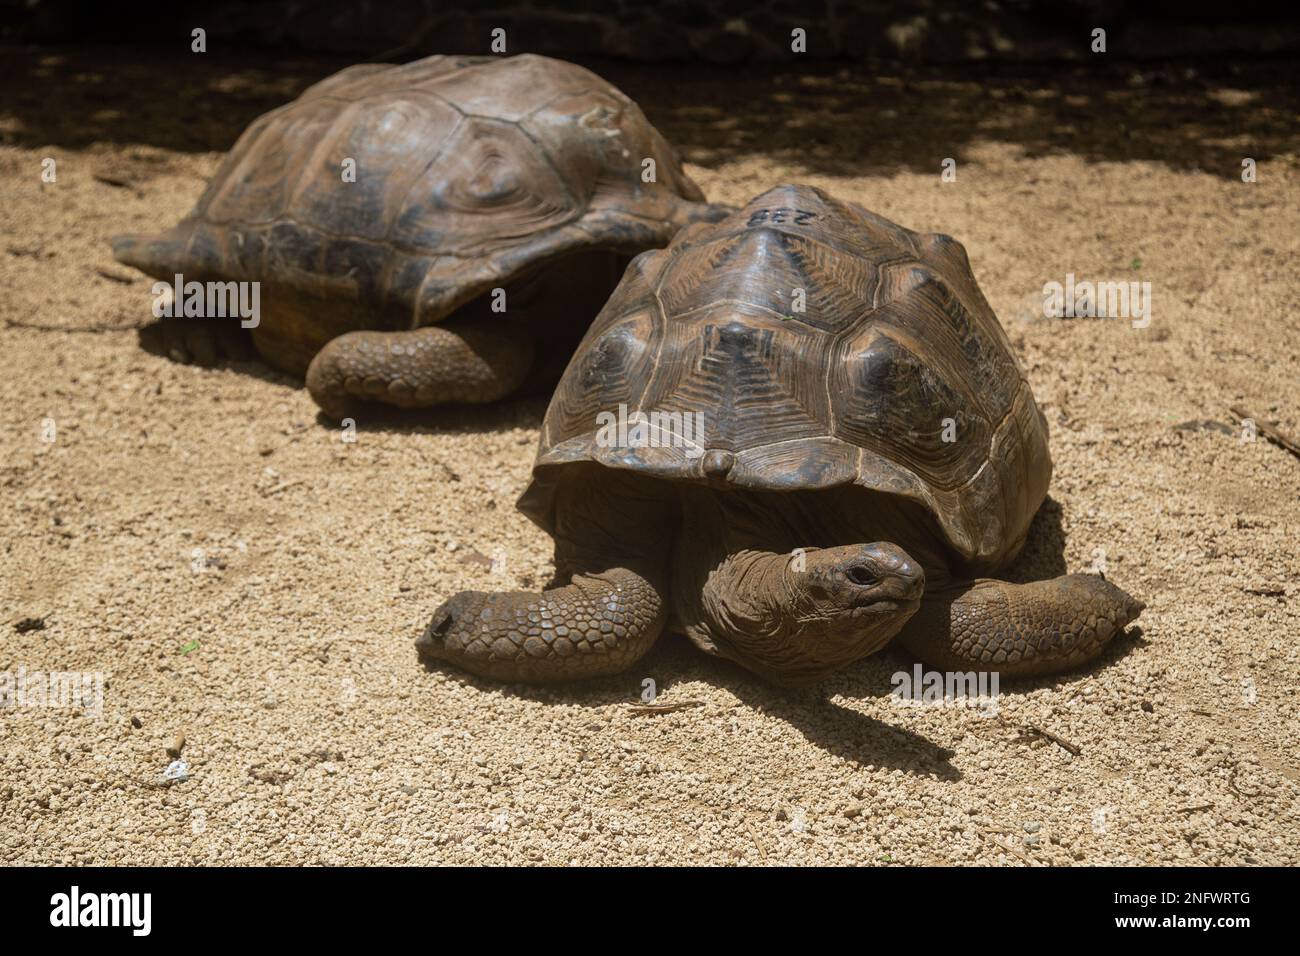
[700,543,926,685]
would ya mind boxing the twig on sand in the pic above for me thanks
[4,317,142,333]
[95,267,136,284]
[1228,765,1261,799]
[8,244,51,259]
[1176,804,1215,814]
[93,173,143,196]
[1229,405,1300,460]
[980,828,1038,866]
[624,700,705,716]
[1018,722,1082,757]
[1242,585,1286,598]
[261,479,305,497]
[744,822,767,862]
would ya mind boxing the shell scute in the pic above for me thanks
[112,54,724,346]
[527,185,1051,568]
[205,99,340,225]
[391,116,578,256]
[288,96,461,241]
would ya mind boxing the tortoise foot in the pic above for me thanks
[305,321,534,422]
[896,574,1144,678]
[138,314,253,367]
[418,568,667,684]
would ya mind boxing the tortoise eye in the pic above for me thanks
[845,566,878,587]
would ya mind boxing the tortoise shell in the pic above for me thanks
[520,184,1051,570]
[112,54,721,370]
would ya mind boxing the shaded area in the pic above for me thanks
[1001,495,1069,583]
[616,56,1300,179]
[412,494,1098,775]
[313,395,549,438]
[1,45,1297,180]
[7,0,1300,63]
[424,636,960,778]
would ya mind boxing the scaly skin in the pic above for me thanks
[418,568,667,682]
[420,469,674,682]
[895,574,1144,677]
[690,543,925,686]
[421,476,1144,685]
[304,251,627,420]
[305,320,534,421]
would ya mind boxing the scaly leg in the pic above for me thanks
[896,575,1144,677]
[417,470,672,683]
[305,319,533,421]
[138,314,254,367]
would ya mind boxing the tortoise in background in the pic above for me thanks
[418,184,1143,685]
[112,54,727,419]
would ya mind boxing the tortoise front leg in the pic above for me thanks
[417,471,672,683]
[418,568,666,683]
[895,575,1144,678]
[305,319,534,421]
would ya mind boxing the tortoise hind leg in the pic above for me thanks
[305,319,534,421]
[138,314,254,367]
[895,575,1144,678]
[114,230,256,367]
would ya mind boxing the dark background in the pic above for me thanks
[3,0,1300,63]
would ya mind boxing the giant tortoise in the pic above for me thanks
[418,184,1144,685]
[112,54,726,418]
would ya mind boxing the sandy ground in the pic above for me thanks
[1,47,1298,866]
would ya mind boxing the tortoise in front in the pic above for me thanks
[418,184,1143,686]
[112,54,727,419]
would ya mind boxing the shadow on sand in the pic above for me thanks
[3,45,1297,178]
[415,492,1145,776]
